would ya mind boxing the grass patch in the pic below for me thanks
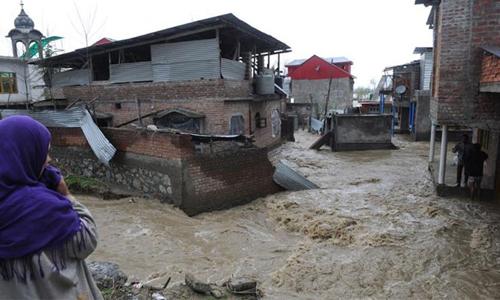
[65,175,105,192]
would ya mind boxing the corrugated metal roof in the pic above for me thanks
[34,14,291,68]
[286,56,352,66]
[0,107,116,165]
[482,46,500,58]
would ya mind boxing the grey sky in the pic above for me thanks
[0,0,432,87]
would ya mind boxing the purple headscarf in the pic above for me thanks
[0,116,81,264]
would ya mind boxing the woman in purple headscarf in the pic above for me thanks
[0,116,103,299]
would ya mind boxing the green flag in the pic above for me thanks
[22,36,63,59]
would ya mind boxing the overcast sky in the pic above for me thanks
[0,0,432,87]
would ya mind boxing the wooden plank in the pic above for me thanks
[309,131,332,150]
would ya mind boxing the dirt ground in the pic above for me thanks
[83,130,500,299]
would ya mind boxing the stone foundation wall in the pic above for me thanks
[51,147,182,204]
[48,126,280,215]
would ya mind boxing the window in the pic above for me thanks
[0,72,18,94]
[229,114,245,135]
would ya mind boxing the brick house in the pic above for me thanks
[285,55,354,118]
[35,14,291,148]
[384,61,421,134]
[416,0,500,194]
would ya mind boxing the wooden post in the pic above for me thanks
[322,75,334,133]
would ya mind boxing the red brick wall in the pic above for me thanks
[432,0,500,127]
[182,148,281,216]
[48,127,194,159]
[102,128,194,159]
[57,79,251,102]
[481,54,500,83]
[49,127,89,147]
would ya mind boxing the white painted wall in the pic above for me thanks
[0,57,45,104]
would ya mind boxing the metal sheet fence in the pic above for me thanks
[110,61,153,83]
[52,69,89,87]
[151,38,221,82]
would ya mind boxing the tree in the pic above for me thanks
[354,86,373,100]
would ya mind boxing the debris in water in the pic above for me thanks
[273,160,319,190]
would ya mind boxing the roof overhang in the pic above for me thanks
[482,46,500,58]
[415,0,440,6]
[33,13,291,68]
[413,47,433,55]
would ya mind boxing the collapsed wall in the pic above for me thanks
[49,127,280,216]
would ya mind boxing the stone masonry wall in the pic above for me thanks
[48,127,187,203]
[47,127,280,215]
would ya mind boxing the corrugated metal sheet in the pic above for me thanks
[152,60,220,82]
[52,69,89,87]
[0,107,116,165]
[221,59,246,80]
[420,52,433,91]
[110,62,153,83]
[273,160,319,191]
[151,38,219,63]
[151,38,220,82]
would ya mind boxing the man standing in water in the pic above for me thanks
[466,143,488,200]
[452,134,473,187]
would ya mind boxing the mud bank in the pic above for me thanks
[84,131,500,299]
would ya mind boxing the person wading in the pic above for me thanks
[452,134,473,187]
[0,116,103,300]
[465,143,488,200]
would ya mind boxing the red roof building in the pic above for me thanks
[285,55,353,80]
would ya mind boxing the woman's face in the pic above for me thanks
[40,145,52,177]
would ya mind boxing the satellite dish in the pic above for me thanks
[395,85,407,95]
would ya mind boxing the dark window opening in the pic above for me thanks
[110,45,151,64]
[92,53,110,81]
[115,102,122,109]
[154,111,202,133]
[96,114,113,127]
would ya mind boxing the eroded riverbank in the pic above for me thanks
[84,131,500,299]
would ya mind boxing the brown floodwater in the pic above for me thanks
[83,131,500,299]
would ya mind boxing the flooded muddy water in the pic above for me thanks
[84,130,500,299]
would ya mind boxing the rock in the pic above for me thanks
[88,261,128,290]
[159,185,167,194]
[185,273,212,294]
[226,277,257,292]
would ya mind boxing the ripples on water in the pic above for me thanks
[84,131,500,299]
